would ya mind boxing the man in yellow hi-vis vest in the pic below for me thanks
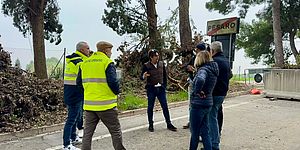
[79,41,126,150]
[63,41,90,150]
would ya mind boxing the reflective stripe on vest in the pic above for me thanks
[64,80,77,85]
[81,52,117,111]
[64,73,78,77]
[84,99,117,105]
[82,78,107,83]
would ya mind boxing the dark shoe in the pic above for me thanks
[167,124,177,131]
[182,122,189,129]
[148,124,154,132]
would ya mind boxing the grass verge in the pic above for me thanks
[118,90,188,111]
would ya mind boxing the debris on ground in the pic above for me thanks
[0,47,65,133]
[0,43,250,133]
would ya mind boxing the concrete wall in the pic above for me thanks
[264,69,300,99]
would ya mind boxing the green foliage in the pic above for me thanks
[117,92,147,111]
[237,20,293,65]
[205,0,266,18]
[117,91,188,111]
[207,0,300,65]
[237,20,274,65]
[167,91,188,103]
[26,57,63,78]
[14,58,21,68]
[231,74,253,82]
[102,0,148,36]
[26,60,34,72]
[2,0,63,45]
[159,7,179,50]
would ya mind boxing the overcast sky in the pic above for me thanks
[1,0,298,74]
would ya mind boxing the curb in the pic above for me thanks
[0,91,250,143]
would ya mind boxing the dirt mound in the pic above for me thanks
[0,47,65,133]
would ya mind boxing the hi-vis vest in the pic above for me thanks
[64,51,88,85]
[81,52,117,111]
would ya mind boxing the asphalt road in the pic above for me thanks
[0,95,300,150]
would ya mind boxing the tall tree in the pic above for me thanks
[102,0,147,36]
[272,0,284,67]
[2,0,63,79]
[237,20,292,65]
[145,0,160,49]
[206,0,299,66]
[178,0,192,64]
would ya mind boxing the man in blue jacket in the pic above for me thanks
[63,41,90,150]
[209,41,232,150]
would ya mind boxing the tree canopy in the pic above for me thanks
[102,0,148,36]
[2,0,63,78]
[206,0,300,65]
[2,0,63,45]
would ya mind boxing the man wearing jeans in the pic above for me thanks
[79,41,126,150]
[209,41,232,150]
[63,41,90,150]
[141,49,177,132]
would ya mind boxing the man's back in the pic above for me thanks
[212,52,231,96]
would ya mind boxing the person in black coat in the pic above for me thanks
[209,41,232,150]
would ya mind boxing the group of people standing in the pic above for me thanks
[62,40,231,150]
[186,41,232,150]
[63,41,125,150]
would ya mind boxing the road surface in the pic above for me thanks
[0,95,300,150]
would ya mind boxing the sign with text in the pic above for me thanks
[207,17,240,36]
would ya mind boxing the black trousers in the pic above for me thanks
[217,105,223,134]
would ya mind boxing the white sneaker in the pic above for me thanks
[63,144,81,150]
[71,136,82,145]
[78,129,84,138]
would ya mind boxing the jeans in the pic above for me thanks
[63,101,82,146]
[146,86,171,125]
[189,105,212,150]
[209,96,225,150]
[77,102,84,130]
[82,108,126,150]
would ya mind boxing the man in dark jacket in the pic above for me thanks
[63,41,90,150]
[209,41,232,150]
[140,49,177,132]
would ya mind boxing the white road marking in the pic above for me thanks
[45,100,258,150]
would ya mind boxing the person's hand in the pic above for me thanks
[197,91,206,98]
[143,71,150,79]
[187,65,195,72]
